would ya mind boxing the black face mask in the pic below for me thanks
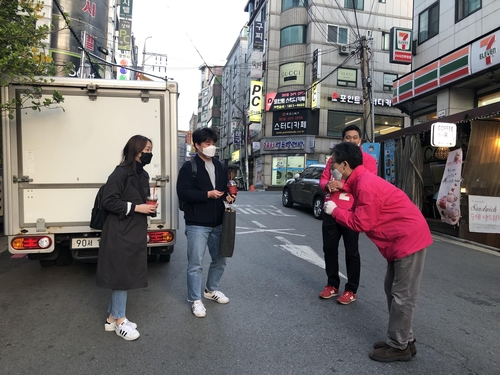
[139,152,153,165]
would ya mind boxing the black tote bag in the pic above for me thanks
[219,207,236,257]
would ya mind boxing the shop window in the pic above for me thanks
[280,25,307,47]
[478,91,500,107]
[327,25,349,44]
[327,111,363,137]
[419,2,439,44]
[456,0,481,22]
[374,115,403,136]
[272,156,305,185]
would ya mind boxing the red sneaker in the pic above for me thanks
[337,290,356,304]
[319,285,339,299]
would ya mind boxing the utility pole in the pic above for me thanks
[141,36,152,78]
[244,120,250,191]
[360,36,373,142]
[79,31,87,78]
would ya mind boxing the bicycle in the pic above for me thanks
[234,176,245,191]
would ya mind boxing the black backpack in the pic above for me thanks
[90,185,108,230]
[179,158,197,211]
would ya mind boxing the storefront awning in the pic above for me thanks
[376,101,500,142]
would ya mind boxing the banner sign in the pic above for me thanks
[118,19,132,51]
[468,195,500,233]
[272,109,308,136]
[265,90,306,111]
[435,149,463,225]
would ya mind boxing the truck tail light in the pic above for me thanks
[147,231,174,244]
[11,236,53,250]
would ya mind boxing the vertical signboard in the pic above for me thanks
[120,0,133,18]
[311,49,321,110]
[249,81,263,123]
[253,21,264,51]
[389,27,412,65]
[118,19,132,51]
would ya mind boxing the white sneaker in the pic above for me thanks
[105,318,137,332]
[204,288,229,304]
[192,300,206,318]
[115,321,140,341]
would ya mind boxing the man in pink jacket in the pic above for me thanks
[324,142,432,363]
[318,125,377,304]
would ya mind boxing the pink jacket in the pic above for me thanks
[320,151,377,210]
[332,165,433,261]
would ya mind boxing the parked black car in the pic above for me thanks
[282,164,326,220]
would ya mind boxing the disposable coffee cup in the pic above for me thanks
[146,194,158,205]
[227,180,238,195]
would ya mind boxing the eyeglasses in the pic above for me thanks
[344,135,360,141]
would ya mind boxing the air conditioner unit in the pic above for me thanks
[339,45,349,55]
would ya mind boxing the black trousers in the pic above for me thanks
[322,214,361,293]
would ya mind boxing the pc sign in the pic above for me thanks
[431,122,457,147]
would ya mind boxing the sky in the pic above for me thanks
[131,1,249,131]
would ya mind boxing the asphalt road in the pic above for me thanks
[0,191,499,375]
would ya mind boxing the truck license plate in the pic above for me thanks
[71,238,100,249]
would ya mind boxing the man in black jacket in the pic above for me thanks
[177,127,235,318]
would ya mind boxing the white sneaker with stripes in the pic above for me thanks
[203,289,229,304]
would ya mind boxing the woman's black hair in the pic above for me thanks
[331,142,363,169]
[120,135,152,169]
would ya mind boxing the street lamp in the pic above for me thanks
[142,36,152,74]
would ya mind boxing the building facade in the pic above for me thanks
[224,0,413,190]
[220,27,249,181]
[380,0,500,248]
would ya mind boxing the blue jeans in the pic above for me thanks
[108,290,127,319]
[185,224,227,302]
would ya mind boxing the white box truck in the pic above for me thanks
[1,77,179,266]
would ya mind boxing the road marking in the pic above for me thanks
[236,226,305,236]
[234,204,296,216]
[274,236,347,280]
[433,236,500,257]
[252,221,267,228]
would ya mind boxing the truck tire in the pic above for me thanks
[39,260,55,267]
[159,254,171,262]
[55,245,73,266]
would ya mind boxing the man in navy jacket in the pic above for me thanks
[177,127,235,318]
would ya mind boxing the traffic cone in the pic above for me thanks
[249,184,256,192]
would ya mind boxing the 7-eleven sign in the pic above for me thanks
[390,27,412,65]
[471,30,500,74]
